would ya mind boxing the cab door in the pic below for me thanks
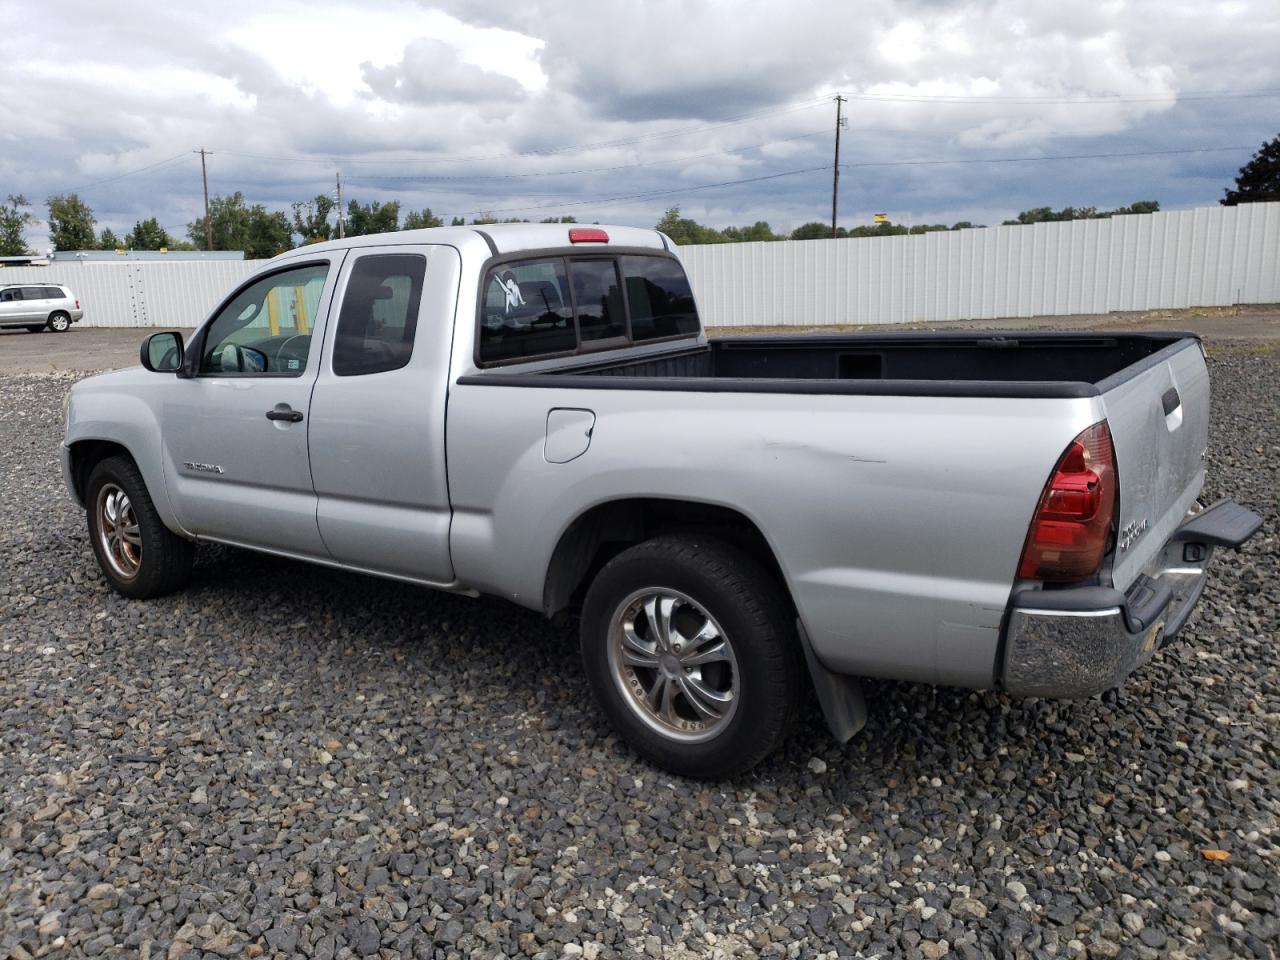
[21,286,50,322]
[307,244,459,584]
[159,257,342,558]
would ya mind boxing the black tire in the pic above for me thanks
[580,534,802,778]
[85,455,194,599]
[47,312,71,332]
[25,325,45,333]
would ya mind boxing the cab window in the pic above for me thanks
[332,254,426,376]
[200,264,328,376]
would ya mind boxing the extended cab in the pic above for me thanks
[61,224,1261,776]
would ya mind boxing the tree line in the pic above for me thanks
[1,131,1275,257]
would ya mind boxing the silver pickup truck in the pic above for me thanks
[61,224,1261,776]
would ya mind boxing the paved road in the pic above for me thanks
[0,327,194,376]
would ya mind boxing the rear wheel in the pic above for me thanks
[86,456,193,598]
[47,312,71,332]
[580,534,802,778]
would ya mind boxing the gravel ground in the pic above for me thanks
[1,350,1276,960]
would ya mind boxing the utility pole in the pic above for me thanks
[195,148,212,251]
[336,172,345,239]
[831,95,846,239]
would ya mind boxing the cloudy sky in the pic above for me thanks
[2,0,1277,248]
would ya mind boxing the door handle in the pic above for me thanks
[265,404,304,423]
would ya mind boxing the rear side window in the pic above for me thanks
[333,254,426,376]
[479,259,575,362]
[622,256,699,341]
[44,287,64,299]
[21,287,46,300]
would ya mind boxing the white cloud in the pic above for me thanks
[0,0,1275,245]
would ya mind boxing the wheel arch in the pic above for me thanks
[545,496,870,746]
[67,439,135,505]
[541,497,794,619]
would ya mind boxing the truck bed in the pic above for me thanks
[475,331,1195,399]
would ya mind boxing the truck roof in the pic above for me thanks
[271,223,672,264]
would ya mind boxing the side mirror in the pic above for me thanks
[140,331,184,373]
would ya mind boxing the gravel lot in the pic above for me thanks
[1,348,1276,960]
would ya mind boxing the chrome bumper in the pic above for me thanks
[1002,499,1261,698]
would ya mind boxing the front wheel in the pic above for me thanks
[85,456,194,598]
[47,312,71,332]
[580,534,802,778]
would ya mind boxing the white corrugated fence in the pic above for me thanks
[0,259,261,328]
[680,201,1280,327]
[0,202,1276,329]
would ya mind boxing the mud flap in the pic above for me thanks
[798,619,867,743]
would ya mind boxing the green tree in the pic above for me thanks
[1222,134,1279,204]
[46,193,97,250]
[471,214,529,225]
[539,216,578,224]
[188,192,294,258]
[0,194,35,255]
[125,217,172,250]
[247,206,293,258]
[345,199,400,236]
[403,208,443,230]
[450,216,466,226]
[291,194,335,244]
[655,206,726,244]
[790,222,844,240]
[1002,201,1159,225]
[97,228,122,251]
[722,221,783,242]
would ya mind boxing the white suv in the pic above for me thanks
[0,283,84,332]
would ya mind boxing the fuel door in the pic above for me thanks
[544,408,595,463]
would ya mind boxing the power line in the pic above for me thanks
[844,145,1255,169]
[340,130,831,183]
[65,152,194,192]
[839,88,1280,104]
[439,144,1255,219]
[448,165,832,218]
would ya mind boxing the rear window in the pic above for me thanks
[570,260,625,343]
[478,254,696,364]
[480,259,576,362]
[622,256,699,341]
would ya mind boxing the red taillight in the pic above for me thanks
[75,299,81,309]
[1017,421,1117,582]
[568,227,609,243]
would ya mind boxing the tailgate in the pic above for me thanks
[1099,338,1209,591]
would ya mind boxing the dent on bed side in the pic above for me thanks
[763,438,887,464]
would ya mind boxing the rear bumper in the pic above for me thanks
[1002,499,1262,698]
